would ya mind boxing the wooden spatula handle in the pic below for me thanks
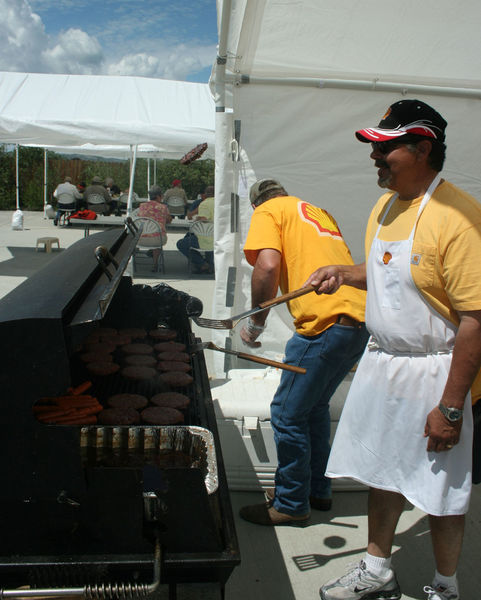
[236,352,306,374]
[258,285,316,310]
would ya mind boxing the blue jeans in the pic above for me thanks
[176,232,213,267]
[271,322,369,515]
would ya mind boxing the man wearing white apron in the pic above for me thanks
[306,100,481,600]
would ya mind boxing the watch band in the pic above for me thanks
[438,403,463,422]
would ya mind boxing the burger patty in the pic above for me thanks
[98,407,141,425]
[159,371,194,387]
[107,393,149,410]
[141,406,184,425]
[150,392,191,410]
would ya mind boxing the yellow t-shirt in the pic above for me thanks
[196,197,215,250]
[365,179,481,401]
[198,196,214,222]
[244,195,366,336]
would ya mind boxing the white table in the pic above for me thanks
[69,216,126,237]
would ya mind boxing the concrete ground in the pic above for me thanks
[0,211,480,600]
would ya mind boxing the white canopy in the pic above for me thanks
[0,71,215,211]
[0,71,215,155]
[211,0,481,373]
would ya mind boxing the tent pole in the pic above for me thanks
[43,148,48,218]
[211,0,235,375]
[232,73,481,100]
[147,158,150,195]
[126,144,138,216]
[15,144,20,210]
[154,158,157,185]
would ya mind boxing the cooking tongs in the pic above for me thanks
[192,285,316,330]
[191,341,306,374]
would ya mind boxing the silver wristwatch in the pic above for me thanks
[438,403,463,422]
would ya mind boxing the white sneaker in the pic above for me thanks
[424,584,459,600]
[319,560,401,599]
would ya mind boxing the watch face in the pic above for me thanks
[448,409,462,421]
[439,404,463,421]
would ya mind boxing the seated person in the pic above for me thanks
[53,175,83,225]
[105,177,121,213]
[163,179,188,218]
[177,186,214,274]
[136,185,172,271]
[105,177,121,197]
[83,176,112,215]
[187,185,214,220]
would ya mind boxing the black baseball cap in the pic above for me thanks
[356,99,447,143]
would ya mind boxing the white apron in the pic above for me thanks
[327,174,473,516]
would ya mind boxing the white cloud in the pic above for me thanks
[42,28,104,74]
[0,0,48,72]
[0,0,216,81]
[107,43,216,80]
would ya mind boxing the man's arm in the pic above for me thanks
[240,248,281,347]
[304,263,367,294]
[425,309,481,452]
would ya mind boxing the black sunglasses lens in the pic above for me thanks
[373,141,396,154]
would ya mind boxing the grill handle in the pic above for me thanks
[95,246,119,281]
[0,541,161,599]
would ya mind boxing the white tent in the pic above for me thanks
[0,71,215,210]
[210,0,481,371]
[0,72,215,151]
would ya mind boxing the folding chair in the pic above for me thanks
[87,193,109,215]
[118,192,139,214]
[133,217,165,274]
[188,220,214,273]
[56,192,77,225]
[166,196,186,218]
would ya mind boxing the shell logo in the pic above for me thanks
[382,252,392,265]
[298,202,342,239]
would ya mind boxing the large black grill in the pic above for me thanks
[0,223,239,597]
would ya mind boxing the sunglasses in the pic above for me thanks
[371,136,424,155]
[370,140,407,154]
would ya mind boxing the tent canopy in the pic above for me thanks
[210,0,481,372]
[0,71,215,157]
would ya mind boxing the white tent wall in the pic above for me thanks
[211,0,481,375]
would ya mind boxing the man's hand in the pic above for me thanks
[304,265,345,295]
[424,406,462,452]
[304,263,367,294]
[240,318,264,348]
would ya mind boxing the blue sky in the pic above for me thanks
[1,0,218,82]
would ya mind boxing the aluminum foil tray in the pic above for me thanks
[80,425,218,494]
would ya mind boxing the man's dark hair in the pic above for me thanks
[254,187,288,206]
[149,185,163,200]
[251,180,288,207]
[403,135,446,171]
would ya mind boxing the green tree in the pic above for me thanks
[0,145,214,210]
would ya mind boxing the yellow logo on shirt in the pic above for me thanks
[382,252,392,265]
[298,202,342,239]
[411,253,421,265]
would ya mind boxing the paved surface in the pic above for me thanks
[0,211,479,599]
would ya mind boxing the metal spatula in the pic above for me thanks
[190,341,306,374]
[192,285,316,330]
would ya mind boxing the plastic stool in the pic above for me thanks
[36,237,60,253]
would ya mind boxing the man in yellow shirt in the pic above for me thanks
[239,179,368,526]
[176,186,215,274]
[306,100,481,600]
